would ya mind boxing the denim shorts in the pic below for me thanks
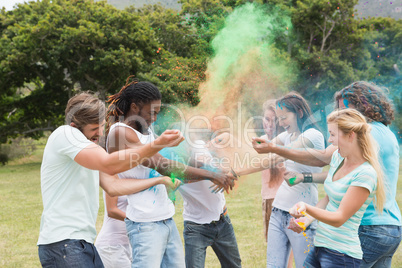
[304,246,361,268]
[38,239,104,268]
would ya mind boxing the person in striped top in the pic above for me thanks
[288,109,385,267]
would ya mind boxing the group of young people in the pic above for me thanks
[252,81,400,267]
[37,78,400,268]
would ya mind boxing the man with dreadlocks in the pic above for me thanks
[38,92,184,268]
[103,76,235,268]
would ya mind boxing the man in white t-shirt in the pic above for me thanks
[178,140,241,268]
[37,93,183,268]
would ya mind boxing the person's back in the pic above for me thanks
[362,122,401,225]
[335,81,402,267]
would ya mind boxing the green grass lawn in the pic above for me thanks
[0,148,401,267]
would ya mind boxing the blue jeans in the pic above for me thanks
[38,239,104,268]
[267,207,316,268]
[183,214,241,268]
[125,217,185,268]
[304,246,361,268]
[358,225,402,268]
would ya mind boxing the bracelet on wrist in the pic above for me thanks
[302,172,313,183]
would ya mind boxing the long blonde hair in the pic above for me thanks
[327,109,385,212]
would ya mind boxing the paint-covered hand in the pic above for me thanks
[251,137,275,154]
[155,130,185,148]
[288,217,308,234]
[284,171,302,187]
[289,202,308,218]
[161,176,182,191]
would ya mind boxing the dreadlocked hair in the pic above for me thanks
[106,75,161,135]
[334,81,395,126]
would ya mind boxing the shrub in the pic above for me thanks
[0,137,37,163]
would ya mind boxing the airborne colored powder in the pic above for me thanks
[153,3,298,179]
[156,3,296,135]
[192,2,295,133]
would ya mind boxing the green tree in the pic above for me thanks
[0,0,158,142]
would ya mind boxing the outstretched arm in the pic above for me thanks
[107,126,234,192]
[252,138,336,167]
[74,129,184,175]
[99,172,181,197]
[142,153,234,190]
[240,134,326,176]
[283,171,328,187]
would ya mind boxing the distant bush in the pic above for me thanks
[0,137,37,164]
[0,153,8,165]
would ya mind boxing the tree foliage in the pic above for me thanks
[0,0,400,142]
[0,0,158,142]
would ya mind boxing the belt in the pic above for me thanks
[211,206,228,225]
[222,205,228,216]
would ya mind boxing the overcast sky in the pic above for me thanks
[1,0,30,11]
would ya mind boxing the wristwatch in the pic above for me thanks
[302,172,313,183]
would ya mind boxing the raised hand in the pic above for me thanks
[252,137,275,154]
[155,130,184,148]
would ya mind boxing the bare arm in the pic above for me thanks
[142,153,230,183]
[234,153,285,176]
[253,138,337,167]
[108,126,234,191]
[230,136,284,176]
[284,171,329,187]
[291,186,370,227]
[238,134,322,176]
[104,193,126,221]
[99,172,180,197]
[74,130,184,175]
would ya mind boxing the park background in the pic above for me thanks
[0,0,401,267]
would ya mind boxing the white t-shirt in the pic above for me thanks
[272,128,325,211]
[38,125,99,245]
[178,140,226,224]
[95,192,130,247]
[110,123,175,222]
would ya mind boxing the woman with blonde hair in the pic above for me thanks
[289,108,385,267]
